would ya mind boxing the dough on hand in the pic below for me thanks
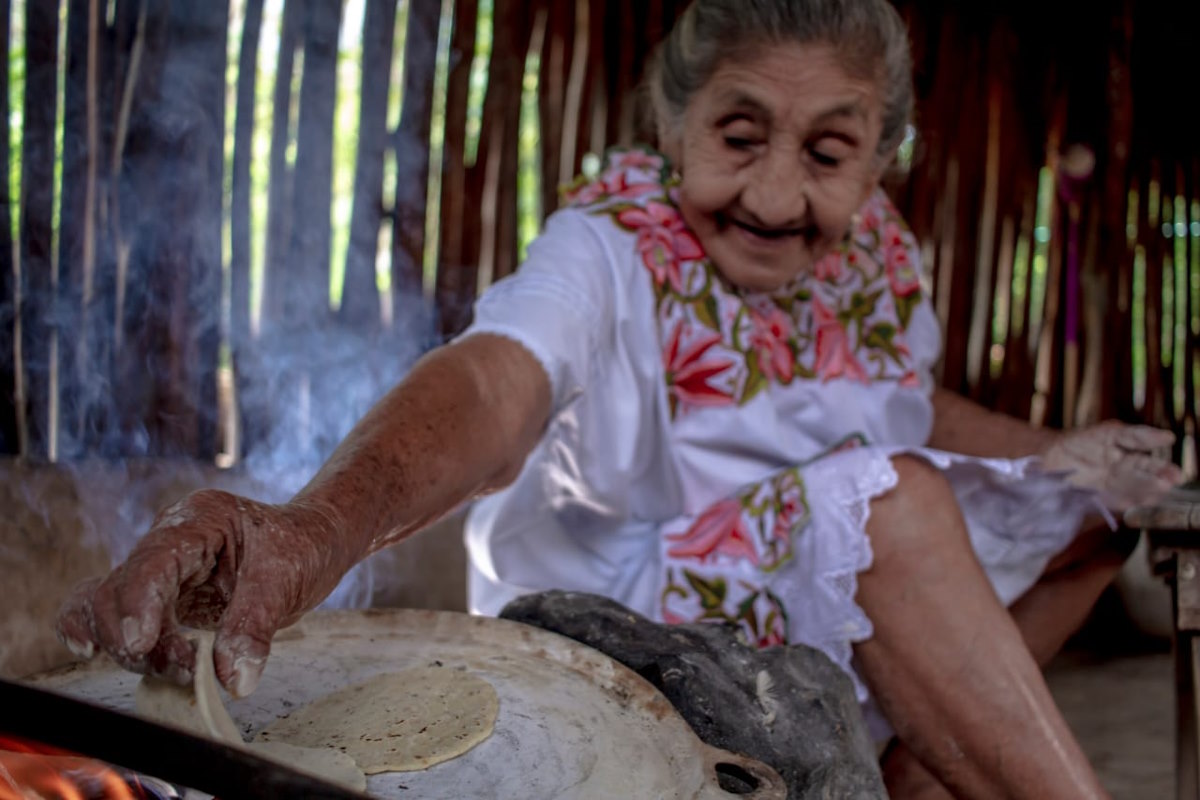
[256,667,500,774]
[134,631,367,792]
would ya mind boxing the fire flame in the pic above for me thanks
[0,737,138,800]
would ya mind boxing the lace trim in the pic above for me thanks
[771,451,900,704]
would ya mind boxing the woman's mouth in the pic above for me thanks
[729,218,808,246]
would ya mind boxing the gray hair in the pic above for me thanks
[647,0,914,162]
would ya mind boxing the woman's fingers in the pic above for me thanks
[85,529,217,668]
[212,600,278,698]
[1113,425,1176,453]
[54,490,244,680]
[1104,453,1185,510]
[54,488,347,697]
[55,577,102,659]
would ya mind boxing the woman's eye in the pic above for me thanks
[724,136,756,150]
[809,147,842,168]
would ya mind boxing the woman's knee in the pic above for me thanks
[867,455,967,562]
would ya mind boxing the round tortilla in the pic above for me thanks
[134,631,366,792]
[255,667,499,773]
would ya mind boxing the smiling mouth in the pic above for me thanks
[729,218,809,241]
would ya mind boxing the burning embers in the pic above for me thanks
[0,736,178,800]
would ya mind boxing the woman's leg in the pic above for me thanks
[1009,521,1139,664]
[853,455,1110,799]
[879,518,1136,798]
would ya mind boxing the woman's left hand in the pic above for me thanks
[1040,421,1186,511]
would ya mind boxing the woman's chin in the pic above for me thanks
[715,260,810,294]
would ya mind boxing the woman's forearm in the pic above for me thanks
[927,387,1060,459]
[288,333,552,560]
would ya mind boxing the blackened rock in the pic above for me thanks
[500,590,886,800]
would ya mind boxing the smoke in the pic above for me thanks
[14,302,441,616]
[234,301,438,610]
[5,0,456,624]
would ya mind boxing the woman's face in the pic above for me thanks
[670,43,887,292]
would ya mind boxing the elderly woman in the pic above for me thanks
[59,1,1178,797]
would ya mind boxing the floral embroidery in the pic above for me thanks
[665,465,810,572]
[748,305,796,383]
[665,498,758,564]
[617,201,704,294]
[661,568,789,648]
[662,322,736,413]
[659,464,813,646]
[559,147,924,649]
[563,147,927,420]
[813,296,869,383]
[658,437,867,648]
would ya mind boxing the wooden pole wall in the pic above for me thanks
[2,0,1196,470]
[0,0,15,454]
[19,0,61,459]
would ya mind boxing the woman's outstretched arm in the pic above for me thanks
[57,334,552,695]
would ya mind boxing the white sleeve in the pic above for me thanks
[907,296,943,398]
[460,208,616,412]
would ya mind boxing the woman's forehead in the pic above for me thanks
[697,44,882,124]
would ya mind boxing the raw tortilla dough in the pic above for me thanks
[134,631,366,792]
[256,667,500,774]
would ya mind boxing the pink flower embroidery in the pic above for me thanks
[860,206,881,233]
[813,252,844,282]
[609,149,665,173]
[563,171,659,206]
[772,493,803,543]
[618,201,704,293]
[666,498,759,564]
[882,221,907,251]
[899,371,922,388]
[661,606,689,625]
[886,243,921,298]
[663,323,736,409]
[757,626,787,648]
[812,297,869,383]
[607,172,662,200]
[748,305,796,383]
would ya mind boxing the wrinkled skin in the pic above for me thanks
[665,44,885,291]
[57,490,358,697]
[1043,421,1183,512]
[57,334,551,697]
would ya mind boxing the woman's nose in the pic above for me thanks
[742,153,808,230]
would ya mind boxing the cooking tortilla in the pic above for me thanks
[134,631,245,745]
[255,667,500,773]
[134,631,366,792]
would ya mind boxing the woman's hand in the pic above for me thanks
[1040,421,1185,512]
[55,490,358,698]
[54,335,552,699]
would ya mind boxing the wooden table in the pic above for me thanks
[1126,483,1200,800]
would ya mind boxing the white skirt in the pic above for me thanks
[468,447,1102,742]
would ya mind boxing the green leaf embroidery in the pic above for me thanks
[693,293,721,331]
[736,593,761,632]
[741,351,768,404]
[846,289,884,322]
[863,322,907,366]
[894,290,921,329]
[684,570,728,610]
